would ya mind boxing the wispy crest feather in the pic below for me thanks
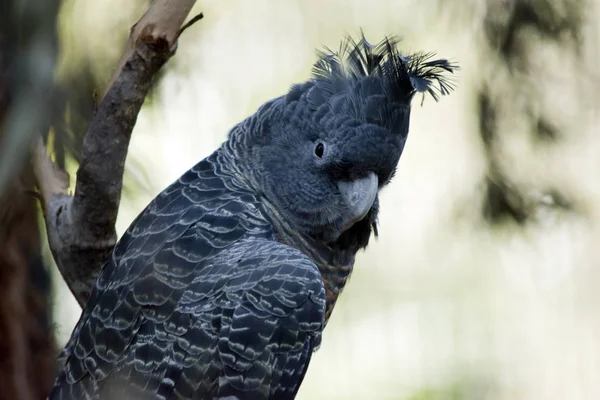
[311,34,458,103]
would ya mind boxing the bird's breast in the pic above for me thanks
[317,260,354,324]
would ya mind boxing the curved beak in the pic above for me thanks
[337,172,378,230]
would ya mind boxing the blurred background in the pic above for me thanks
[1,0,600,399]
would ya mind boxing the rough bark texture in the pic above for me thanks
[34,0,200,307]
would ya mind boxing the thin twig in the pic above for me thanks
[179,12,204,36]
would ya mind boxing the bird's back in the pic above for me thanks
[49,148,326,399]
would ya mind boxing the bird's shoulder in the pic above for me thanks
[54,237,326,399]
[101,151,270,288]
[51,151,326,399]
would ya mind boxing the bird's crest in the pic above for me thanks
[311,34,458,104]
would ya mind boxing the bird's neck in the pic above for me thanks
[258,198,357,325]
[217,142,373,325]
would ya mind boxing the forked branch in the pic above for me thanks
[32,1,202,307]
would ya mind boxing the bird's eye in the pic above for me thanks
[314,142,325,158]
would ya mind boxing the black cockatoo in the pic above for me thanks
[49,35,456,400]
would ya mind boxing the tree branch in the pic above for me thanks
[32,1,201,307]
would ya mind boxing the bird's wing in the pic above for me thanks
[49,158,326,400]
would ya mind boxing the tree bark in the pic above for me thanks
[33,1,201,307]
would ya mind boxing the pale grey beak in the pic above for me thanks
[338,172,378,230]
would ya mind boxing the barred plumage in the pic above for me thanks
[49,34,457,400]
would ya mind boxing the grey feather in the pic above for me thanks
[49,33,457,400]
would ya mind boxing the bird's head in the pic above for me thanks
[237,35,457,248]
